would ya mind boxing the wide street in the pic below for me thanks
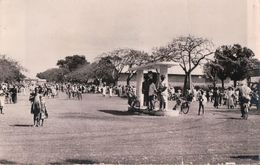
[0,92,260,164]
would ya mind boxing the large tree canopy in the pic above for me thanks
[153,36,214,94]
[214,44,256,87]
[57,55,89,72]
[0,55,26,82]
[36,68,68,82]
[94,48,150,85]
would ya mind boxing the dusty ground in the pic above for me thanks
[0,92,260,164]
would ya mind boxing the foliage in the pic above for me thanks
[154,35,214,94]
[57,55,89,72]
[65,63,92,83]
[94,48,150,85]
[203,60,227,88]
[36,68,68,82]
[0,55,26,82]
[214,44,256,86]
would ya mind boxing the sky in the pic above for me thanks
[0,0,259,77]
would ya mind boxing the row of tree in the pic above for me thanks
[36,35,257,93]
[0,55,26,83]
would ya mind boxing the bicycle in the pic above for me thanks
[173,97,191,114]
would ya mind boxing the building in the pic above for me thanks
[118,69,231,89]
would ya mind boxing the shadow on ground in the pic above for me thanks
[0,160,17,164]
[99,110,136,116]
[216,117,242,120]
[231,155,260,161]
[9,124,33,127]
[212,109,260,115]
[49,159,98,164]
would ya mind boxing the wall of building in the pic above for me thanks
[118,73,231,88]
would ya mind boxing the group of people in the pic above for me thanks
[131,71,168,111]
[0,76,257,127]
[190,81,256,119]
[123,70,259,120]
[0,83,20,114]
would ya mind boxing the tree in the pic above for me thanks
[154,36,214,94]
[89,60,115,85]
[215,44,256,87]
[122,49,150,85]
[57,55,89,72]
[96,48,150,85]
[203,61,217,87]
[36,68,68,82]
[203,60,228,88]
[64,64,92,83]
[0,55,26,82]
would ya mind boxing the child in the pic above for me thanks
[39,96,48,126]
[198,90,207,115]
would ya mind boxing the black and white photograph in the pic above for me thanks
[0,0,260,164]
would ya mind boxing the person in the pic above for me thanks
[238,81,252,119]
[39,95,48,126]
[0,86,6,114]
[227,87,235,109]
[206,90,210,102]
[29,87,41,127]
[213,87,220,109]
[209,89,214,102]
[11,85,18,103]
[102,83,107,97]
[157,75,167,111]
[198,90,207,115]
[148,79,157,111]
[142,75,150,107]
[109,85,113,98]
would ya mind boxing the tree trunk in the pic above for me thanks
[233,80,237,88]
[126,76,130,86]
[221,79,225,89]
[183,73,188,96]
[247,77,251,86]
[213,79,216,88]
[126,72,134,86]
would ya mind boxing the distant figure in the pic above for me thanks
[142,75,150,107]
[148,79,157,111]
[238,81,251,119]
[198,90,207,115]
[213,88,220,109]
[0,86,5,114]
[39,96,48,126]
[227,87,235,109]
[102,83,107,97]
[158,75,167,111]
[29,87,41,127]
[109,85,113,98]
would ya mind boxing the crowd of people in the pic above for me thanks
[123,72,259,119]
[0,76,259,127]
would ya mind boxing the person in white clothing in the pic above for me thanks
[0,85,5,114]
[148,79,157,111]
[158,75,167,111]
